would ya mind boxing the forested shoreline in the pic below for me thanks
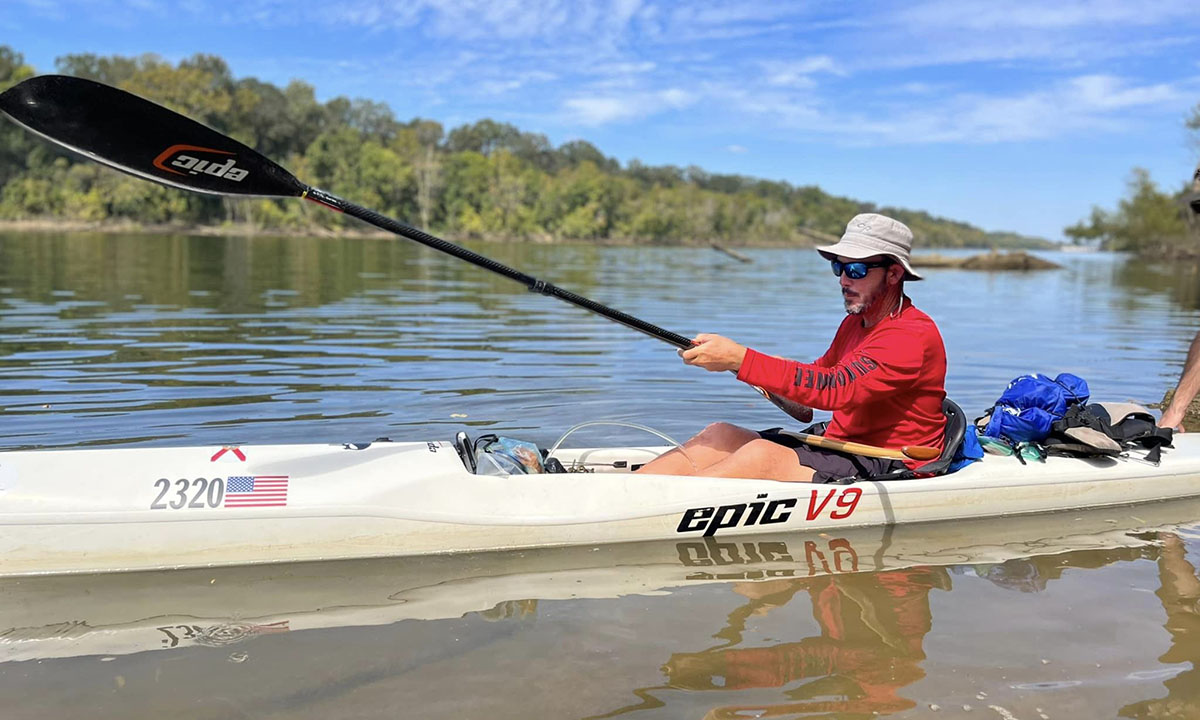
[1065,167,1200,259]
[1,45,1052,248]
[1064,96,1200,259]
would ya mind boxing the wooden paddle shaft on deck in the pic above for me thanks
[781,431,941,461]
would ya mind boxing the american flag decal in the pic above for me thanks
[224,475,289,508]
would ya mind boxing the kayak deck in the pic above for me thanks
[1,434,1199,576]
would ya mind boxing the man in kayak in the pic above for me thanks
[637,213,947,483]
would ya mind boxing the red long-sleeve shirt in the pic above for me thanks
[736,297,946,465]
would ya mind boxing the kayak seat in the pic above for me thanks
[455,431,478,473]
[911,397,968,477]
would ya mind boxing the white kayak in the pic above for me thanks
[2,431,1199,576]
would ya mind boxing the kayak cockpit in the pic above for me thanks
[455,427,670,476]
[451,400,970,482]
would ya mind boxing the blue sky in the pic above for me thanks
[5,0,1200,241]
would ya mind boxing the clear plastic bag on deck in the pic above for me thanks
[473,435,545,475]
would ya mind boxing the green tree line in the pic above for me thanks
[0,46,1048,248]
[1065,108,1200,258]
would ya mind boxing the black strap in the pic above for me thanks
[1146,445,1164,465]
[473,433,500,454]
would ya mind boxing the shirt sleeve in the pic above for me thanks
[736,324,926,412]
[813,338,838,368]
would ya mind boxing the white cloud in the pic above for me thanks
[17,0,165,25]
[563,87,697,125]
[246,0,643,41]
[15,0,67,16]
[18,0,1199,155]
[763,55,841,88]
[563,97,632,124]
[891,82,939,95]
[710,71,1189,146]
[1067,74,1180,110]
[658,88,692,106]
[652,1,808,42]
[473,69,558,96]
[589,61,657,76]
[477,79,523,95]
[726,144,748,153]
[668,3,794,26]
[728,88,822,125]
[777,56,839,75]
[895,0,1195,32]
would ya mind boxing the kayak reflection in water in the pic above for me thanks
[965,530,1200,720]
[587,565,950,719]
[635,213,947,483]
[664,568,950,716]
[588,529,1199,720]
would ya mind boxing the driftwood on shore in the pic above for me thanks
[796,227,841,245]
[912,250,1061,271]
[711,243,753,262]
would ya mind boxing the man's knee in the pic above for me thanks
[696,422,754,445]
[731,439,814,482]
[734,438,792,463]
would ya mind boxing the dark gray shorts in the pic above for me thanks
[758,429,905,483]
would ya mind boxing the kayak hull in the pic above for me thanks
[2,436,1199,576]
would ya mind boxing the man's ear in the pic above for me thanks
[887,264,904,285]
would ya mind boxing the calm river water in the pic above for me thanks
[2,231,1199,719]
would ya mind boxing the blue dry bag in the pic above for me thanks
[981,373,1090,444]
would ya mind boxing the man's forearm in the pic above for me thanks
[1163,331,1200,427]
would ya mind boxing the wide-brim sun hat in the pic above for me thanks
[817,213,923,281]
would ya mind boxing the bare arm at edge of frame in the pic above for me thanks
[1161,330,1200,431]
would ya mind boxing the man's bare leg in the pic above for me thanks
[693,438,816,482]
[636,422,761,475]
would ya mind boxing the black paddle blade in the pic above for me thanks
[0,75,306,198]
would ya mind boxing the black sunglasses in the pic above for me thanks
[831,258,892,279]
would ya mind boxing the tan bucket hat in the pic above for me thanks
[817,213,923,281]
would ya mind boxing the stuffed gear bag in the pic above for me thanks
[1045,402,1174,464]
[978,373,1090,445]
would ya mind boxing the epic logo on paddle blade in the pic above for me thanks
[153,144,249,182]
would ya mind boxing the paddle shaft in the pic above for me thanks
[786,431,941,461]
[303,187,695,349]
[305,188,812,423]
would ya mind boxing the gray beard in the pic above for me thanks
[843,288,878,315]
